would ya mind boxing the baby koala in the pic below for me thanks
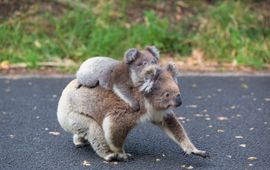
[76,46,159,111]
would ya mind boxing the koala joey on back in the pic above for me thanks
[76,46,159,112]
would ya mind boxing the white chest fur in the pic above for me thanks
[137,99,170,124]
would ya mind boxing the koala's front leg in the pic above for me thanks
[113,84,140,112]
[102,116,134,161]
[154,112,209,158]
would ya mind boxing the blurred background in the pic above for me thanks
[0,0,269,73]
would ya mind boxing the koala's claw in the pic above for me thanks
[104,153,134,162]
[192,150,210,158]
[125,153,134,160]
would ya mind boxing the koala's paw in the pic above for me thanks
[104,153,134,162]
[131,102,140,112]
[73,135,89,148]
[191,150,210,158]
[76,83,82,89]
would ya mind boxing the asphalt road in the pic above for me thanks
[0,76,270,170]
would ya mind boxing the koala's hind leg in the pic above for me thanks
[154,112,209,158]
[86,118,114,160]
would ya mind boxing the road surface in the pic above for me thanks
[0,76,269,170]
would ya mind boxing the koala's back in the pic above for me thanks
[76,57,120,89]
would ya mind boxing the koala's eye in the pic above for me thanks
[137,62,143,66]
[164,92,170,98]
[151,60,157,64]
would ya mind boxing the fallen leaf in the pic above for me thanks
[9,134,15,138]
[241,83,248,89]
[230,106,236,109]
[248,156,257,160]
[192,84,197,88]
[0,60,10,69]
[178,117,185,120]
[195,96,202,99]
[217,129,224,133]
[194,113,203,117]
[235,136,243,139]
[186,105,197,108]
[187,165,194,169]
[217,89,222,92]
[239,144,246,148]
[82,160,91,166]
[217,116,228,121]
[49,131,60,136]
[264,98,270,102]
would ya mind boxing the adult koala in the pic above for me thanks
[57,63,209,161]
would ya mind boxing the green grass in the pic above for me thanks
[0,0,269,69]
[188,0,270,68]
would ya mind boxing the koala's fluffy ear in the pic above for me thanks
[166,62,178,83]
[139,65,161,94]
[124,48,139,64]
[145,46,160,60]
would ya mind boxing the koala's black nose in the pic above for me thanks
[175,94,182,107]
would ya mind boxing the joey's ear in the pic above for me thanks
[166,62,178,82]
[139,65,161,94]
[124,48,139,64]
[145,46,160,60]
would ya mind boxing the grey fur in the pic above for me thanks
[124,48,139,64]
[145,46,160,59]
[76,57,120,89]
[166,62,178,83]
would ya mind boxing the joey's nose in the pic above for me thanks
[175,94,182,107]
